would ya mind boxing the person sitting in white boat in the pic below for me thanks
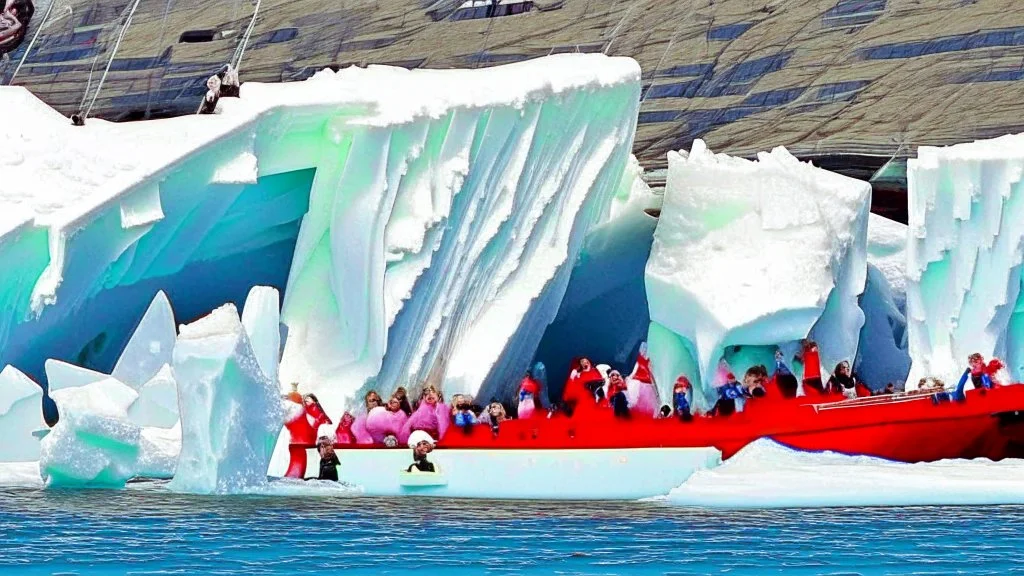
[406,430,437,473]
[316,435,340,482]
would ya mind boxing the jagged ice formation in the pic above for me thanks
[0,54,641,415]
[645,140,871,409]
[907,135,1024,387]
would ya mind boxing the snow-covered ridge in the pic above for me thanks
[906,134,1024,387]
[0,54,642,413]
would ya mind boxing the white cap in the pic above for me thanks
[407,430,436,449]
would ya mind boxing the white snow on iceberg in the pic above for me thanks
[0,54,640,416]
[644,140,871,408]
[662,439,1024,509]
[907,135,1024,387]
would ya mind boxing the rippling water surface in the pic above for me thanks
[2,484,1023,575]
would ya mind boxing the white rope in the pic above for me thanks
[232,0,261,73]
[84,0,142,119]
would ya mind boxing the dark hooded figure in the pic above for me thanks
[0,0,34,57]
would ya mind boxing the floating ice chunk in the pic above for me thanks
[645,140,871,408]
[111,291,176,390]
[906,135,1024,386]
[0,365,45,462]
[40,379,177,487]
[49,377,138,418]
[0,461,42,488]
[44,359,108,393]
[127,364,178,429]
[170,304,284,495]
[241,286,281,384]
[663,439,1024,509]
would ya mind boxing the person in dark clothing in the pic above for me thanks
[673,375,693,422]
[772,350,799,398]
[879,383,895,395]
[826,361,860,399]
[406,430,436,473]
[317,436,340,481]
[217,64,241,98]
[713,373,748,417]
[606,370,630,419]
[198,75,221,114]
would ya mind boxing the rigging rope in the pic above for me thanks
[231,0,261,73]
[84,0,143,119]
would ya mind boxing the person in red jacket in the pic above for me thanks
[563,357,605,416]
[799,340,826,395]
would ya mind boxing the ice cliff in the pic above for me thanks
[0,53,641,414]
[645,140,872,408]
[907,135,1024,387]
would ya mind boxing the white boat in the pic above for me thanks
[333,447,721,499]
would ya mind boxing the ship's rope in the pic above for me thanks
[84,0,143,119]
[231,0,262,73]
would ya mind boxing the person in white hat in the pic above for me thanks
[406,430,436,473]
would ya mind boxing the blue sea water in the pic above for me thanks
[2,485,1023,575]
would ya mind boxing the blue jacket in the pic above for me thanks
[454,411,477,427]
[954,368,992,399]
[719,382,747,400]
[673,391,690,414]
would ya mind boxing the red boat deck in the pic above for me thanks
[434,386,1024,462]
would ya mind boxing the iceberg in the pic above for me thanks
[0,365,45,462]
[644,140,871,408]
[39,378,178,487]
[170,304,283,495]
[0,54,640,416]
[906,135,1024,387]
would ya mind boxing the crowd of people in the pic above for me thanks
[287,342,1009,480]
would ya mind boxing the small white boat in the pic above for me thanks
[332,447,721,499]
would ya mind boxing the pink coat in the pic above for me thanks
[401,400,450,441]
[365,406,410,443]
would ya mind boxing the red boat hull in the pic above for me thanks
[437,385,1024,462]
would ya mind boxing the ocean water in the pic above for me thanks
[2,485,1023,576]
